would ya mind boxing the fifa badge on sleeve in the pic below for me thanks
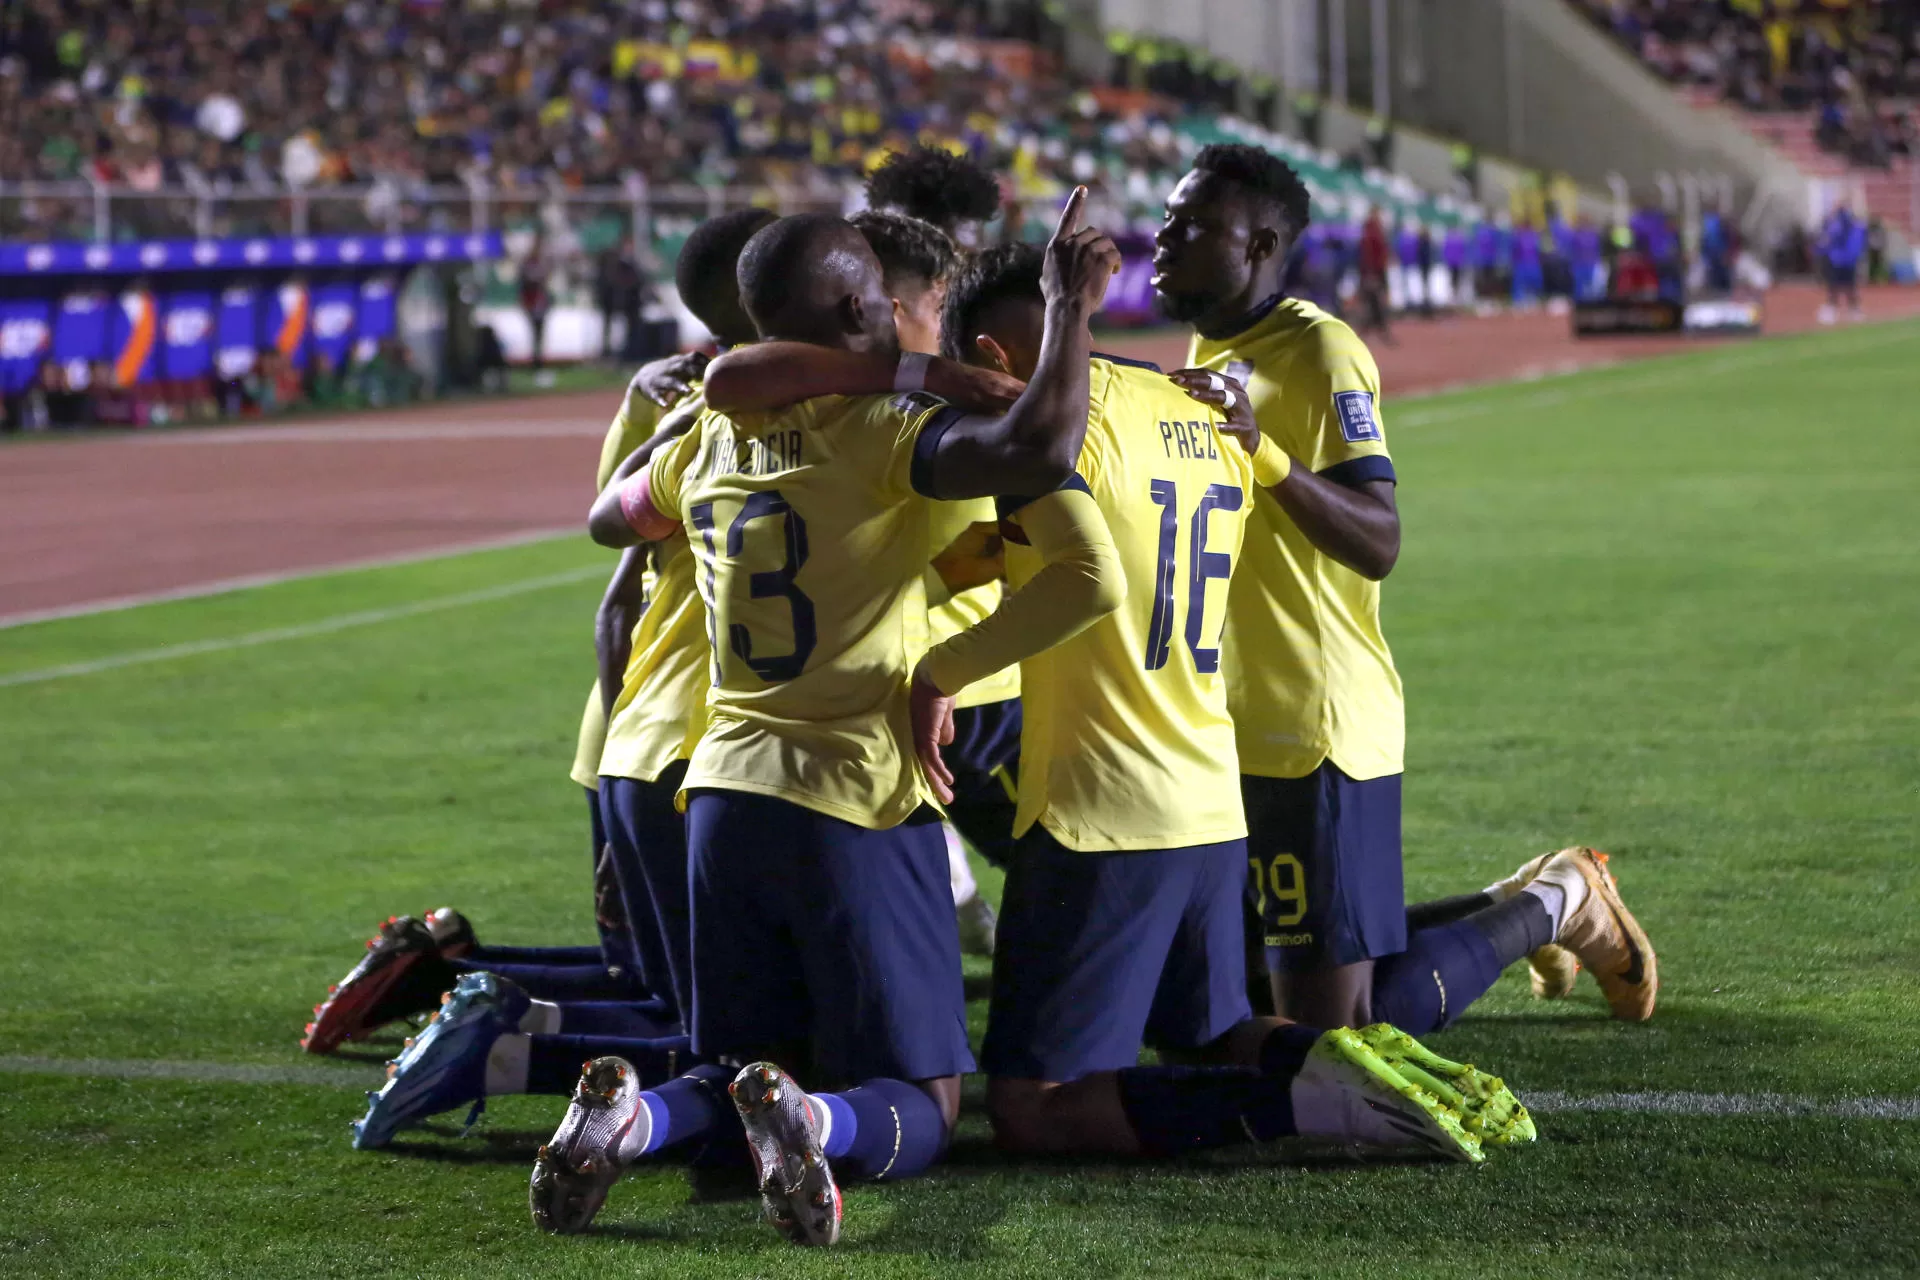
[1334,390,1382,443]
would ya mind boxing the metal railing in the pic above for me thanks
[0,179,853,251]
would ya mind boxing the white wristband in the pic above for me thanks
[894,351,931,393]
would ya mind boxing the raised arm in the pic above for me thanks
[587,392,706,548]
[915,189,1120,501]
[1171,368,1400,581]
[702,342,1025,415]
[909,488,1126,801]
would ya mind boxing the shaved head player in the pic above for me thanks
[1154,144,1657,1034]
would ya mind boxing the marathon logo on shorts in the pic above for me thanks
[1266,931,1315,948]
[1334,389,1381,443]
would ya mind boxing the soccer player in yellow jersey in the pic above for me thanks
[587,209,775,1027]
[569,198,1134,1246]
[351,215,786,1152]
[305,214,780,1060]
[1154,144,1656,1033]
[847,209,1021,953]
[911,243,1532,1167]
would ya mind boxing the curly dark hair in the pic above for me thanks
[1192,143,1313,237]
[938,241,1043,364]
[864,146,1003,236]
[848,209,957,298]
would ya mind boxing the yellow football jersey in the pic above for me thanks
[597,525,711,783]
[926,497,1020,710]
[645,391,953,828]
[597,379,665,491]
[569,384,667,789]
[1188,298,1404,782]
[1004,358,1254,851]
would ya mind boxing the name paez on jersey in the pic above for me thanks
[1159,419,1222,460]
[1334,390,1382,443]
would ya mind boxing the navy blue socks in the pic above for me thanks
[1114,1064,1299,1155]
[816,1079,951,1181]
[630,1063,742,1158]
[449,957,640,1000]
[1371,921,1488,1034]
[523,1033,694,1096]
[1110,1022,1324,1157]
[463,943,606,965]
[550,999,679,1039]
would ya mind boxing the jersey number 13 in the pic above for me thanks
[689,491,816,683]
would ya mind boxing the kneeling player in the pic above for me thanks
[303,214,779,1060]
[671,241,1537,1168]
[920,245,1534,1164]
[547,196,1123,1246]
[1154,143,1656,1031]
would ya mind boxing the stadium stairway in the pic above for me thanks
[1681,88,1916,234]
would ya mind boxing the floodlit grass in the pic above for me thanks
[2,321,1917,1277]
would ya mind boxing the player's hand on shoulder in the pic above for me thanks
[632,350,710,407]
[1042,185,1122,313]
[1168,367,1260,455]
[926,359,1025,413]
[909,659,958,805]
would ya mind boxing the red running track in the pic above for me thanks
[2,282,1913,626]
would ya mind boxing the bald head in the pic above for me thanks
[736,214,899,355]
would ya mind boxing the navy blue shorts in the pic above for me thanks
[942,698,1022,868]
[1242,765,1406,972]
[598,763,691,1023]
[982,827,1252,1082]
[685,789,975,1085]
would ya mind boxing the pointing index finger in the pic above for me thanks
[1052,185,1088,243]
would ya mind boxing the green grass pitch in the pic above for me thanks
[2,322,1917,1278]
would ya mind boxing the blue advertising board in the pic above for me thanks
[0,232,502,277]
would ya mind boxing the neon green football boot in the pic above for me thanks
[1355,1023,1537,1146]
[1290,1027,1485,1164]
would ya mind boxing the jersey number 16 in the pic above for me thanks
[1143,479,1243,673]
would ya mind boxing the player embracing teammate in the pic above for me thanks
[1153,145,1655,1038]
[298,144,1659,1250]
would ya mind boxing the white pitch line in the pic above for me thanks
[1521,1090,1920,1120]
[0,526,580,631]
[0,1055,378,1087]
[0,564,604,689]
[0,1055,1914,1120]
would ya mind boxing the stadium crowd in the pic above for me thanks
[1575,0,1920,166]
[0,0,1902,436]
[0,0,1195,240]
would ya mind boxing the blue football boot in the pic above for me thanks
[351,971,530,1150]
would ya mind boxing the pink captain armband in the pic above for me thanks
[617,471,681,541]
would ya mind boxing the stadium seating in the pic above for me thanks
[1569,0,1917,232]
[0,0,1466,253]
